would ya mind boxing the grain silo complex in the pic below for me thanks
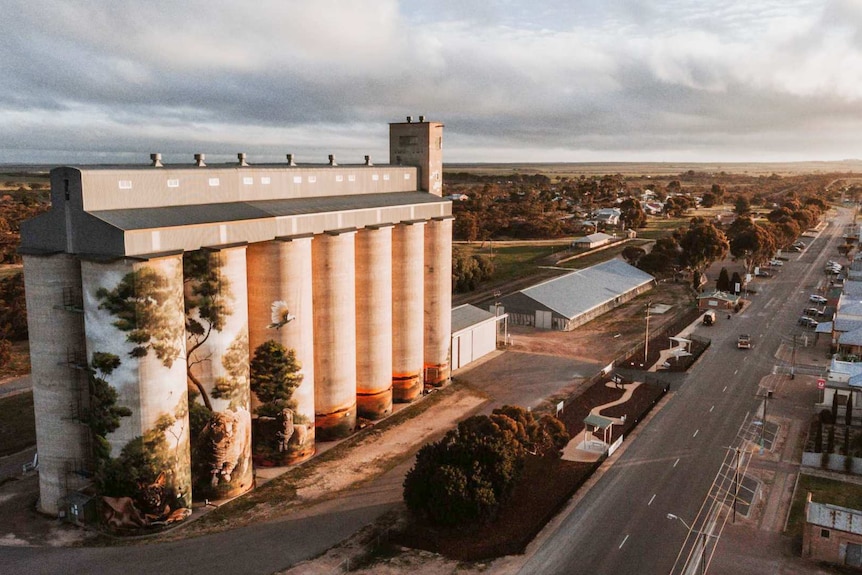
[20,118,452,522]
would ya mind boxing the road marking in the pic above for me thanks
[723,386,728,392]
[734,370,738,375]
[648,494,656,506]
[709,405,714,413]
[693,429,699,438]
[674,458,680,468]
[619,534,629,549]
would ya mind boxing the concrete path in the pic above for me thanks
[560,381,642,462]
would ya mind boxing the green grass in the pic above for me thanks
[0,391,36,456]
[459,243,571,283]
[786,473,862,537]
[562,239,651,270]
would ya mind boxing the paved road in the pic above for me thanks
[518,211,848,575]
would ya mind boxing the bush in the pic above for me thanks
[820,409,835,425]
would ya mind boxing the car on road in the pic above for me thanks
[809,295,828,304]
[799,316,818,328]
[803,307,820,317]
[737,334,752,349]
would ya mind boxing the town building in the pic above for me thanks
[803,493,862,568]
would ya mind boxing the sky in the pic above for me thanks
[1,0,861,165]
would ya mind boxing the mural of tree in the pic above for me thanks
[83,352,132,462]
[183,250,233,411]
[250,340,303,418]
[212,329,250,410]
[95,267,184,368]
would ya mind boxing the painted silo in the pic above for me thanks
[246,237,316,465]
[392,221,426,402]
[184,246,253,499]
[23,253,89,516]
[355,225,393,419]
[423,217,453,386]
[312,230,358,440]
[80,254,192,522]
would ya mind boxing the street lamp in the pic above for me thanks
[644,299,653,365]
[667,513,713,575]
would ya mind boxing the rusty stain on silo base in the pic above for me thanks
[392,373,422,402]
[357,387,393,420]
[315,404,357,441]
[424,362,451,387]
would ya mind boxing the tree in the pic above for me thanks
[664,196,694,217]
[716,268,730,292]
[727,217,777,272]
[734,196,750,216]
[250,340,303,417]
[847,393,853,427]
[637,236,682,276]
[622,246,646,266]
[700,192,717,208]
[619,198,646,229]
[0,272,27,341]
[679,220,729,286]
[730,272,743,294]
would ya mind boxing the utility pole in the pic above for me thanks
[791,334,797,380]
[644,299,652,365]
[732,447,740,523]
[760,390,772,448]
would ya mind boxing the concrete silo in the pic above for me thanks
[246,237,316,464]
[23,253,90,516]
[423,216,453,386]
[80,255,192,511]
[185,245,253,499]
[392,221,426,402]
[312,230,358,440]
[354,225,393,420]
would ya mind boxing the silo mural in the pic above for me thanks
[81,255,192,529]
[392,222,425,402]
[184,246,253,499]
[247,238,316,465]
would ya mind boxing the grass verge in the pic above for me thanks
[786,473,862,538]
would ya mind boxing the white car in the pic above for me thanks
[809,295,828,304]
[769,260,784,267]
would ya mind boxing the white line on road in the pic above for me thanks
[693,429,699,438]
[709,405,714,413]
[619,535,629,549]
[648,494,656,506]
[734,370,738,375]
[674,458,680,467]
[723,386,728,392]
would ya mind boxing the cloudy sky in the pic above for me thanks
[1,0,860,165]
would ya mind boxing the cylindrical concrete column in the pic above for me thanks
[392,221,426,402]
[424,217,453,386]
[81,254,192,514]
[24,254,88,516]
[355,225,393,420]
[185,245,253,499]
[312,230,358,440]
[247,237,316,465]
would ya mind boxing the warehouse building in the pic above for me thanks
[20,117,452,520]
[497,259,654,331]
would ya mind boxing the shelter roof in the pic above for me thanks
[584,413,615,429]
[451,304,497,334]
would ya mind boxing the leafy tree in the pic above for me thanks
[716,268,730,292]
[727,217,777,272]
[637,236,682,276]
[452,248,495,293]
[734,196,751,216]
[184,250,234,410]
[619,198,646,229]
[679,220,729,286]
[96,266,184,367]
[0,338,11,366]
[847,394,853,427]
[700,192,717,208]
[664,196,694,217]
[249,340,303,417]
[83,352,132,461]
[622,246,646,266]
[0,272,27,341]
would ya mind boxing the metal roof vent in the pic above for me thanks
[419,115,425,122]
[286,153,296,166]
[364,155,373,166]
[237,153,248,166]
[328,154,337,166]
[150,153,163,167]
[194,153,206,167]
[406,116,413,123]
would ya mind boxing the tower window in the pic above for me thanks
[399,136,418,146]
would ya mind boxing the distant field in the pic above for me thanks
[445,161,862,178]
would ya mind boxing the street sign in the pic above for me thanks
[817,378,826,390]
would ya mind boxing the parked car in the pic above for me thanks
[798,316,818,328]
[803,307,820,317]
[702,310,716,326]
[769,259,784,266]
[756,270,772,278]
[790,245,803,252]
[793,242,806,248]
[809,295,828,304]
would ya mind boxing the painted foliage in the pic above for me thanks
[184,248,253,499]
[85,256,192,530]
